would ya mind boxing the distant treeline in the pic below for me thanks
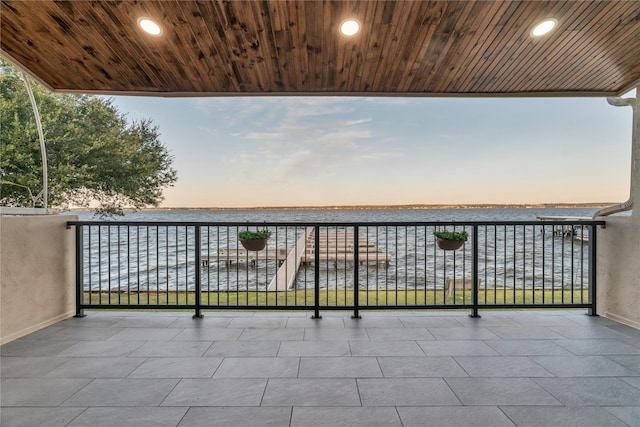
[136,203,615,211]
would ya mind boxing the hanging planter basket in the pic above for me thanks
[238,229,272,252]
[239,238,268,251]
[436,238,466,251]
[434,230,468,251]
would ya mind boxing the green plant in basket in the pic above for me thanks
[434,230,468,251]
[238,229,272,251]
[238,229,272,240]
[433,230,468,241]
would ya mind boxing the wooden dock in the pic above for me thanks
[202,228,391,291]
[268,228,310,291]
[536,215,593,241]
[200,248,287,267]
[301,229,391,265]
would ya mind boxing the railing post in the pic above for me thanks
[587,224,598,316]
[74,224,86,318]
[312,225,322,319]
[352,225,361,319]
[470,224,481,318]
[193,225,203,319]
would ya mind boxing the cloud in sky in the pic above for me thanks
[108,95,633,207]
[233,98,374,184]
[342,118,373,127]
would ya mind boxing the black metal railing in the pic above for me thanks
[67,220,605,318]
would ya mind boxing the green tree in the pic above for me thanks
[0,60,177,215]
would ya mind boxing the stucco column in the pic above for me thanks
[0,213,77,343]
[632,89,640,223]
[596,88,640,329]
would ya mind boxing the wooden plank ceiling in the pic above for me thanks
[1,0,640,97]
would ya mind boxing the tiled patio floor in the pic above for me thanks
[1,310,640,426]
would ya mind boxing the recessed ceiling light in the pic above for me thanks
[340,19,360,36]
[531,19,557,37]
[138,18,162,36]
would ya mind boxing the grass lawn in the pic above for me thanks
[83,288,590,308]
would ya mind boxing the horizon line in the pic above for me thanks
[137,202,615,211]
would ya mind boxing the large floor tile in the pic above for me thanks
[620,376,640,389]
[57,316,123,328]
[607,323,640,341]
[563,315,622,326]
[172,328,242,341]
[358,378,460,406]
[0,356,69,378]
[397,406,516,427]
[533,377,640,406]
[531,355,636,377]
[1,340,79,357]
[130,341,213,357]
[427,327,501,340]
[299,357,382,378]
[549,325,636,340]
[167,317,232,328]
[365,328,435,341]
[417,340,499,356]
[343,318,405,328]
[303,328,370,341]
[179,407,292,427]
[555,339,640,355]
[512,315,584,327]
[45,357,145,378]
[128,357,223,378]
[111,317,179,328]
[61,378,178,406]
[0,407,86,427]
[286,317,344,328]
[454,356,554,377]
[67,407,188,427]
[606,355,640,373]
[399,317,465,328]
[349,340,425,356]
[227,318,288,329]
[278,340,351,356]
[239,328,304,341]
[488,326,566,340]
[262,378,360,406]
[604,406,640,427]
[377,356,468,377]
[291,407,403,427]
[11,326,64,341]
[484,339,573,356]
[204,340,281,357]
[500,405,629,427]
[445,378,561,405]
[454,316,520,327]
[213,357,299,378]
[56,341,143,357]
[107,327,182,341]
[162,378,267,406]
[0,378,91,406]
[45,327,123,341]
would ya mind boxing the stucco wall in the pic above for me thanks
[597,216,640,329]
[0,214,77,344]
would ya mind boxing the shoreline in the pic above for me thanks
[92,203,614,212]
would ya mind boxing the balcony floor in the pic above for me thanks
[2,310,640,426]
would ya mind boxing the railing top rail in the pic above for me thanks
[66,219,607,227]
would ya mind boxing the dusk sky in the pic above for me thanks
[108,94,634,208]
